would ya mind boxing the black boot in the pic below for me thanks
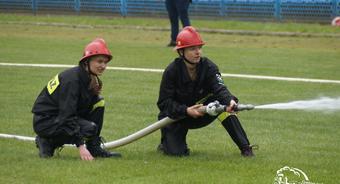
[35,136,56,158]
[241,145,258,157]
[86,137,121,158]
[221,115,255,157]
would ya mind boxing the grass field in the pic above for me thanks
[0,13,340,184]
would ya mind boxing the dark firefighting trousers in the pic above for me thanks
[33,100,104,147]
[160,113,250,156]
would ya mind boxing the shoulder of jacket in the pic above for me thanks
[58,66,80,83]
[201,57,218,69]
[165,58,181,73]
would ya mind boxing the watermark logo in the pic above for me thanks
[273,166,319,184]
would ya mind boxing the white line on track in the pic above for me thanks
[1,62,340,84]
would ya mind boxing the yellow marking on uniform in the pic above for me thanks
[47,74,59,95]
[92,99,105,112]
[217,112,236,122]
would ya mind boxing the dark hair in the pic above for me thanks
[79,58,89,68]
[89,75,102,95]
[79,57,103,95]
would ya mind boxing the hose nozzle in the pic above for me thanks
[205,101,255,116]
[233,104,255,111]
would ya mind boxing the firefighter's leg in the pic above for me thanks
[159,121,190,156]
[85,97,121,158]
[158,115,216,156]
[218,113,255,157]
[184,114,216,129]
[34,114,97,158]
[33,114,61,158]
[88,96,105,136]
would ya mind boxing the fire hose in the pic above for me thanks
[0,101,254,149]
[104,101,254,149]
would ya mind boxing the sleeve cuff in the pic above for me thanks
[75,138,85,147]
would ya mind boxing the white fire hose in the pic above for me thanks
[0,117,176,149]
[104,116,176,148]
[0,101,254,149]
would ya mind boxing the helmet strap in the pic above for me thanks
[85,59,97,76]
[177,49,196,65]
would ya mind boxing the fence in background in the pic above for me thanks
[0,0,339,22]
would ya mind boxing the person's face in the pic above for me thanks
[183,45,202,64]
[89,55,109,76]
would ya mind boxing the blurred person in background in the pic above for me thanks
[165,0,192,47]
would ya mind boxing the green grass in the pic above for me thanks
[1,13,340,34]
[0,22,339,80]
[0,14,340,184]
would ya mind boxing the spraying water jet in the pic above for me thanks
[254,97,340,112]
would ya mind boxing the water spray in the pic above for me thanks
[254,97,340,112]
[207,97,340,113]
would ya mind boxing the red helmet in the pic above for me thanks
[80,38,112,62]
[175,26,205,50]
[332,16,340,26]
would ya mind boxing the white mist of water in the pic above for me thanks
[255,97,340,112]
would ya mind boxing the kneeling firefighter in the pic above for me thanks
[157,26,256,157]
[32,38,121,160]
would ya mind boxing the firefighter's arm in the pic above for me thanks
[57,80,79,120]
[208,64,238,106]
[57,79,83,145]
[186,104,205,118]
[157,69,187,119]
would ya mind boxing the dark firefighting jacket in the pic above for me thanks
[157,57,237,120]
[32,66,97,144]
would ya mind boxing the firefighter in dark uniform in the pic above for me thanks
[157,26,255,157]
[32,38,121,160]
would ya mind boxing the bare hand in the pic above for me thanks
[79,145,94,161]
[226,100,237,113]
[186,104,205,118]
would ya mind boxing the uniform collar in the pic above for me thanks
[177,57,202,83]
